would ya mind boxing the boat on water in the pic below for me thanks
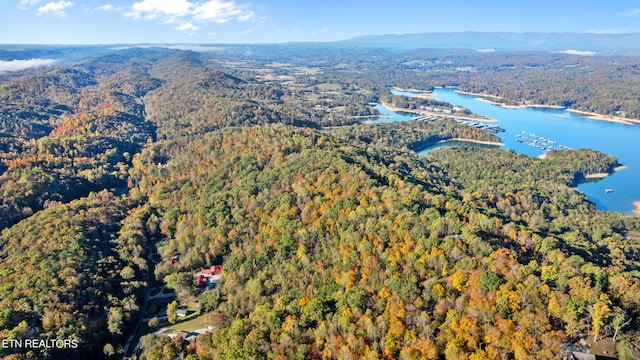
[605,189,615,193]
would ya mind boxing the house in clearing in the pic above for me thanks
[195,265,223,288]
[202,265,223,275]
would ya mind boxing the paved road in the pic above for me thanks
[122,244,165,358]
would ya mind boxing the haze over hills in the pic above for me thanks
[2,32,640,60]
[337,32,640,52]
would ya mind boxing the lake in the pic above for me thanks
[378,88,640,214]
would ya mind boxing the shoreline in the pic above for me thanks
[634,202,640,217]
[454,90,502,100]
[390,87,438,100]
[415,137,504,153]
[585,173,609,179]
[583,164,627,179]
[566,109,639,125]
[349,114,392,119]
[438,138,504,146]
[453,90,640,124]
[391,87,433,95]
[379,102,496,122]
[453,89,564,109]
[472,95,566,110]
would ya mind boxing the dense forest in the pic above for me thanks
[0,45,639,360]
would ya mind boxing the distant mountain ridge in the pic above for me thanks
[337,32,640,52]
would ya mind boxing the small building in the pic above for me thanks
[202,265,223,275]
[195,265,223,289]
[175,309,188,318]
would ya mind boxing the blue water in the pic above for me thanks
[370,104,416,123]
[389,89,432,98]
[377,89,640,214]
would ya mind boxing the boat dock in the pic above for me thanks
[413,115,505,134]
[414,115,441,121]
[455,120,505,133]
[515,131,571,151]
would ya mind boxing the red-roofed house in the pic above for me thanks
[202,265,222,275]
[195,265,223,289]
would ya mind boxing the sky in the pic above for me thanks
[2,0,640,44]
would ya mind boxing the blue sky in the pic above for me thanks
[2,0,640,44]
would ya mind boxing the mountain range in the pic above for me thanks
[337,31,640,52]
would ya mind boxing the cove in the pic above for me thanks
[379,89,640,214]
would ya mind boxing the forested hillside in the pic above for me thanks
[0,46,639,360]
[0,193,148,358]
[237,47,640,120]
[127,125,639,360]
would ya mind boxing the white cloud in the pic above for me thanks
[585,29,621,34]
[176,22,199,34]
[238,12,254,22]
[95,4,122,11]
[193,0,253,23]
[126,0,192,19]
[312,27,330,36]
[623,8,640,17]
[20,0,41,4]
[557,49,596,56]
[37,1,73,16]
[0,58,57,73]
[19,0,41,9]
[125,0,254,34]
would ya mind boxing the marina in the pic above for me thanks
[412,115,506,133]
[514,131,570,151]
[430,88,639,214]
[384,88,640,214]
[456,119,504,133]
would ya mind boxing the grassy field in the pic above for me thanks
[213,60,252,68]
[294,66,322,75]
[312,83,342,92]
[169,313,209,332]
[585,337,618,358]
